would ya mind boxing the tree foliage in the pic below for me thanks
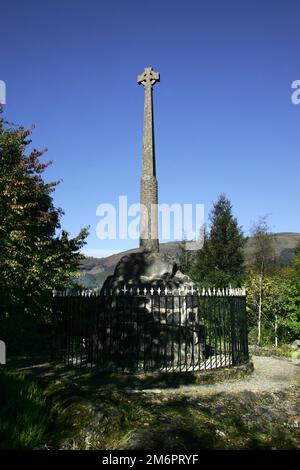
[190,194,245,287]
[0,115,88,319]
[246,271,300,345]
[247,216,278,275]
[290,242,300,288]
[246,224,300,346]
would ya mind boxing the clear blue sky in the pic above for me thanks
[1,0,300,257]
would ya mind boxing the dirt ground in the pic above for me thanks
[122,356,300,449]
[11,355,300,450]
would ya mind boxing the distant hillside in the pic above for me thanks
[78,241,181,288]
[78,232,300,288]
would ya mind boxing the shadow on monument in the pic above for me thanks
[88,294,206,373]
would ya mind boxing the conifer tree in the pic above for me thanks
[191,194,245,287]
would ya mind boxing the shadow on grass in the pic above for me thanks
[3,358,298,450]
[122,392,300,450]
[7,356,254,391]
[0,368,54,449]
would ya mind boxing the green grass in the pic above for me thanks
[1,362,299,450]
[0,368,54,449]
[41,369,300,450]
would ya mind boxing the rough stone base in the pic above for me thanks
[79,361,254,389]
[101,251,196,292]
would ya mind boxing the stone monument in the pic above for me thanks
[138,67,159,253]
[98,70,202,369]
[102,67,196,292]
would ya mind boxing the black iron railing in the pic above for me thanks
[52,287,248,373]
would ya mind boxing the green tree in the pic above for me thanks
[246,272,299,346]
[290,243,300,288]
[0,115,88,323]
[178,231,200,276]
[284,244,300,338]
[191,194,245,287]
[246,217,278,345]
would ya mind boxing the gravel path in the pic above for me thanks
[122,356,300,449]
[139,356,300,396]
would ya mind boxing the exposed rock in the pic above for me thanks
[98,252,202,371]
[291,340,300,351]
[101,251,196,293]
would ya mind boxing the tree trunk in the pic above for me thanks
[274,314,278,348]
[258,274,262,346]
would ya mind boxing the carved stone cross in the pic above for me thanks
[137,67,160,253]
[137,67,160,88]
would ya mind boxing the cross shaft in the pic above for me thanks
[138,67,160,252]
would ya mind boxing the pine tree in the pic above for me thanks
[191,194,245,287]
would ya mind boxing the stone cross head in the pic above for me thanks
[137,67,160,88]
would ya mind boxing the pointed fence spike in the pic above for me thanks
[157,287,161,295]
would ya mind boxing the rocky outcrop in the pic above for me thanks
[101,251,196,293]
